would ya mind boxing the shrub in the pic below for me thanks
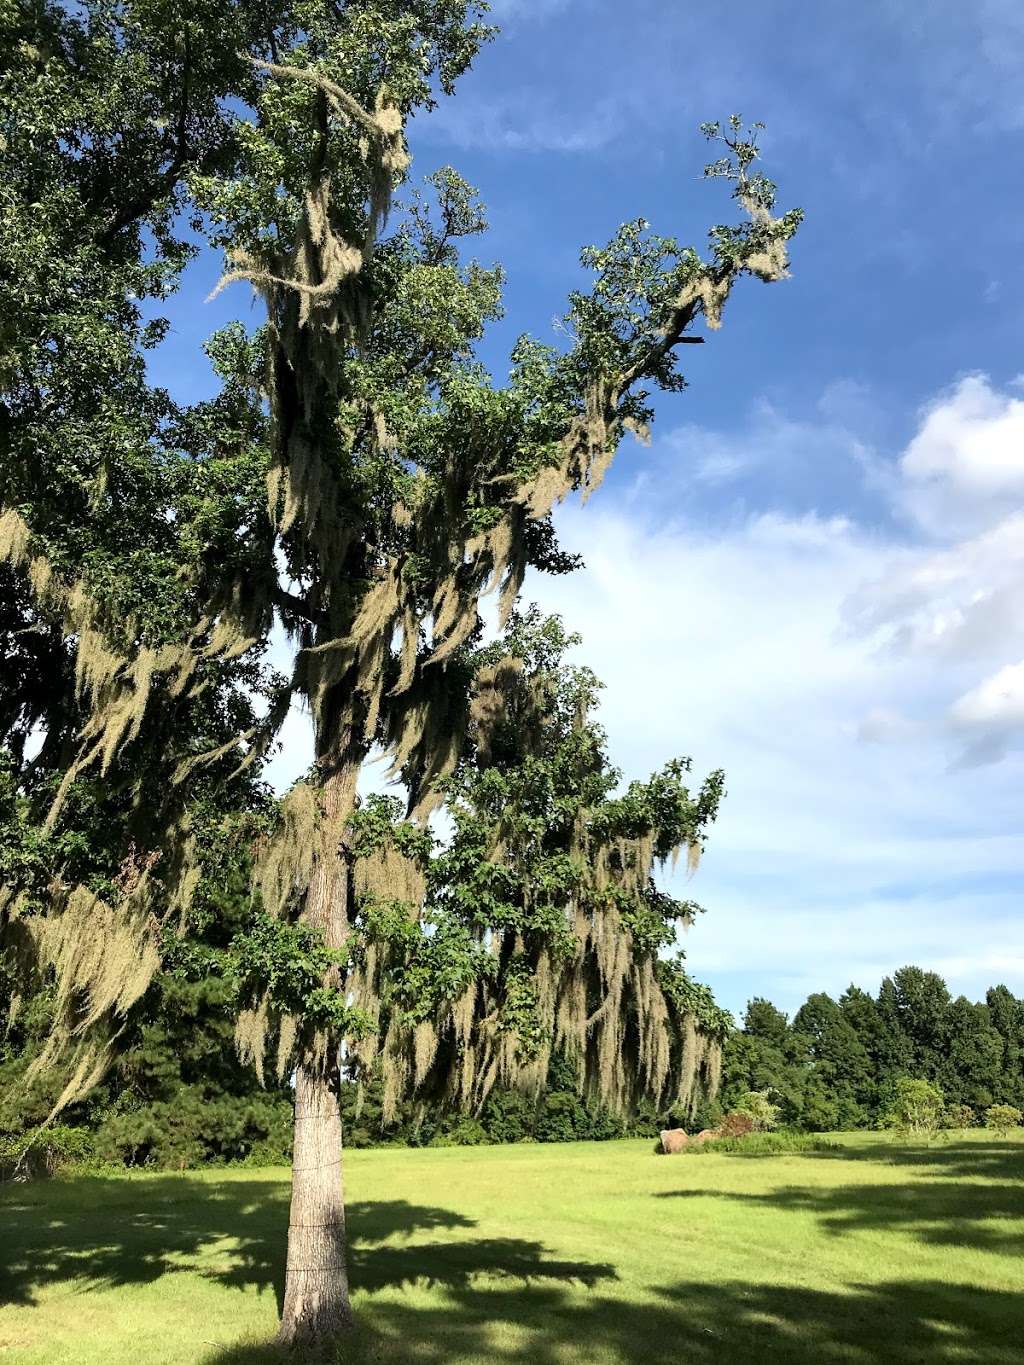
[428,1117,490,1147]
[943,1103,976,1130]
[984,1104,1023,1132]
[0,1125,96,1181]
[93,1092,294,1169]
[718,1111,756,1138]
[735,1089,781,1132]
[480,1090,537,1144]
[688,1098,723,1135]
[799,1087,842,1134]
[534,1091,588,1143]
[877,1077,945,1134]
[687,1132,842,1156]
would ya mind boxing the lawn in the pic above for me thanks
[1,1131,1021,1364]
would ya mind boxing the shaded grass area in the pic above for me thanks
[1,1131,1021,1363]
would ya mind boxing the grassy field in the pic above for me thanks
[1,1131,1022,1364]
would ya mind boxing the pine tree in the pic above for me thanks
[884,966,951,1081]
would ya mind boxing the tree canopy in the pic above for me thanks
[720,969,1024,1130]
[1,0,800,1346]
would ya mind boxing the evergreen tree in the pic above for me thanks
[743,997,790,1046]
[720,1000,807,1124]
[874,975,916,1078]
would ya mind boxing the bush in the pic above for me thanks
[0,1125,97,1181]
[877,1077,945,1134]
[984,1104,1023,1132]
[534,1091,588,1143]
[735,1090,781,1132]
[684,1132,842,1156]
[718,1111,756,1138]
[93,1092,293,1169]
[480,1090,537,1144]
[427,1117,490,1147]
[943,1103,976,1130]
[687,1098,723,1135]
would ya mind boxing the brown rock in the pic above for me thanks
[692,1129,719,1144]
[659,1128,689,1154]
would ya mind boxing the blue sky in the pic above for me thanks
[151,0,1024,1019]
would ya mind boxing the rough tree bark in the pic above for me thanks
[278,1064,352,1346]
[277,756,359,1348]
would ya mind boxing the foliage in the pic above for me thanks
[944,1103,976,1130]
[683,1131,842,1156]
[721,970,1024,1133]
[0,1124,98,1181]
[718,1111,757,1138]
[877,1077,946,1135]
[0,801,296,1171]
[733,1089,781,1132]
[984,1104,1023,1132]
[0,0,795,1137]
[719,999,810,1126]
[1,1,798,1341]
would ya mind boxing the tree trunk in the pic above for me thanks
[277,1064,352,1348]
[277,757,360,1350]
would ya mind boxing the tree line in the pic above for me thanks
[717,967,1024,1131]
[8,957,1021,1173]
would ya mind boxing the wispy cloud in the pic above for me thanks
[522,372,1024,1012]
[415,90,623,154]
[485,0,574,21]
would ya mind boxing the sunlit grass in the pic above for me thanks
[1,1130,1021,1363]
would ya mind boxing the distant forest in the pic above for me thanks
[5,963,1022,1168]
[716,967,1024,1131]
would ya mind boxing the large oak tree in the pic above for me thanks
[0,0,799,1350]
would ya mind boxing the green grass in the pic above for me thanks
[1,1130,1022,1364]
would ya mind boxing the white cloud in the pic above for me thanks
[948,661,1024,766]
[952,661,1024,730]
[261,372,1024,1014]
[842,514,1024,664]
[839,376,1024,764]
[519,374,1024,1012]
[898,375,1024,537]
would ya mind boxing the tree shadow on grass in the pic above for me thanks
[4,1169,1020,1364]
[0,1178,613,1314]
[657,1150,1024,1255]
[813,1138,1024,1183]
[205,1276,1022,1365]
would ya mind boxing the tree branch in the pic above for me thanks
[95,37,192,248]
[619,295,704,392]
[273,584,321,625]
